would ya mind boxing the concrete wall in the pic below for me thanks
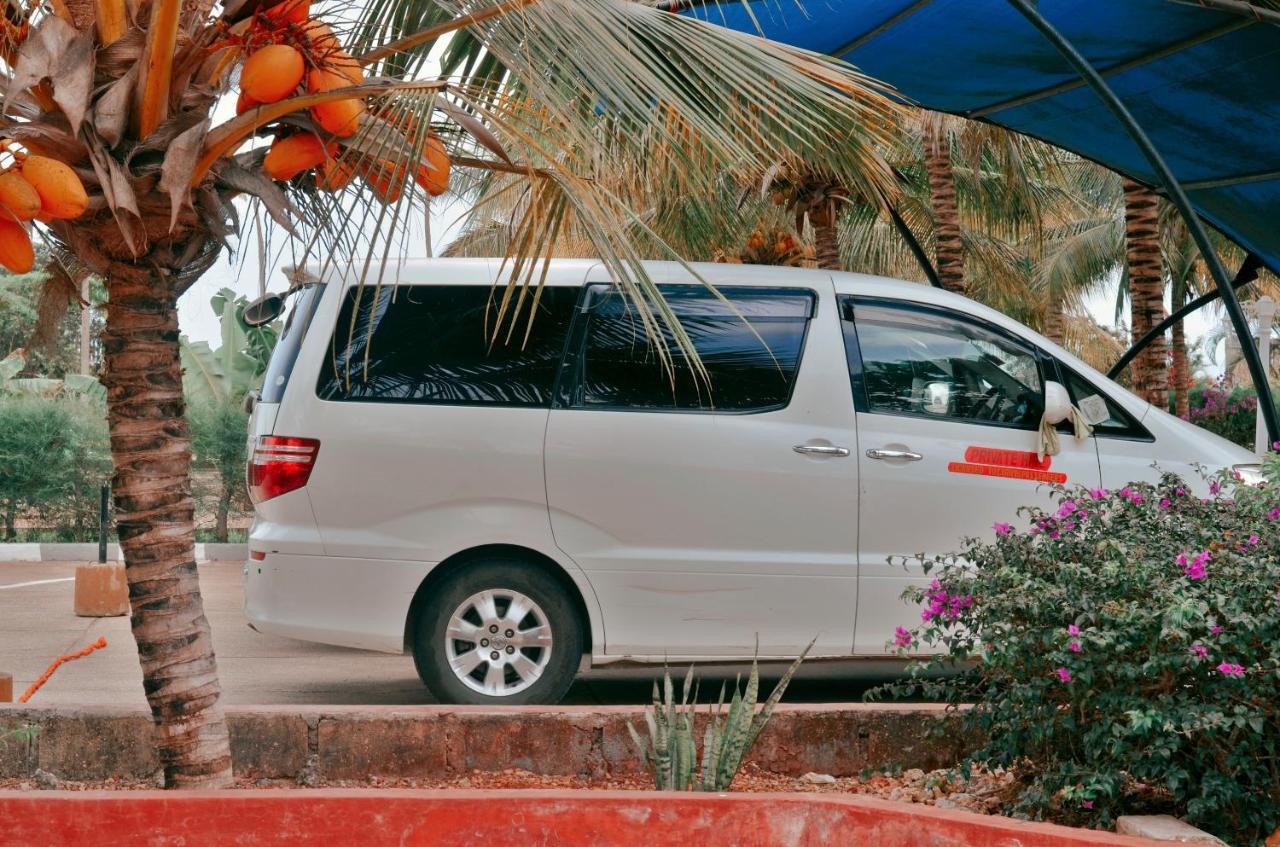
[0,704,972,782]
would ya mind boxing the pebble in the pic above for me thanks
[800,772,836,785]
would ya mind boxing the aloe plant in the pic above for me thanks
[628,642,812,792]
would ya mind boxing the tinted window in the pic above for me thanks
[317,285,578,406]
[261,283,324,404]
[572,285,814,412]
[848,300,1043,429]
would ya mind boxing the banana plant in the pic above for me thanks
[0,349,105,401]
[180,288,278,405]
[628,640,813,792]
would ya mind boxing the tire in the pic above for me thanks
[412,560,583,705]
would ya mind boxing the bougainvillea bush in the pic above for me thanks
[1184,379,1269,449]
[875,462,1280,844]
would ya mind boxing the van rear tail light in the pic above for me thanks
[249,436,320,503]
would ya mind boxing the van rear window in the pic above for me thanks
[316,284,579,407]
[260,283,324,404]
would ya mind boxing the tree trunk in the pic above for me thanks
[100,265,233,789]
[923,121,965,294]
[811,204,841,271]
[1044,303,1066,346]
[1171,317,1191,418]
[4,500,14,541]
[215,482,231,544]
[1123,179,1168,409]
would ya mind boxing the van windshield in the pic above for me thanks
[259,283,324,404]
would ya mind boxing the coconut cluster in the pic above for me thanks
[0,152,88,272]
[234,0,449,201]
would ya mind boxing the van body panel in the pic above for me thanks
[544,267,860,657]
[243,552,433,652]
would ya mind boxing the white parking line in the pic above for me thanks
[0,577,75,590]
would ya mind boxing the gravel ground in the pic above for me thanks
[0,764,1016,814]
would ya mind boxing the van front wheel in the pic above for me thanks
[412,562,582,705]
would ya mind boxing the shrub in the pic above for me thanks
[874,464,1280,844]
[629,647,809,791]
[1184,379,1276,449]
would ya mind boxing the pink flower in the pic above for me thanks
[1069,641,1082,653]
[1268,507,1280,521]
[993,522,1011,536]
[1211,625,1223,635]
[1249,533,1260,546]
[1217,662,1245,677]
[1088,488,1106,500]
[1209,481,1222,495]
[1054,667,1071,683]
[1189,644,1208,659]
[1179,550,1210,581]
[1082,800,1094,810]
[1067,624,1080,636]
[893,627,913,648]
[1159,497,1171,510]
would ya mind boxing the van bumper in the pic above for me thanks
[242,552,435,654]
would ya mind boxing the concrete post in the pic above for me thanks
[1254,296,1276,455]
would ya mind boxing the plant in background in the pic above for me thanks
[1184,378,1275,449]
[873,466,1280,844]
[628,645,810,792]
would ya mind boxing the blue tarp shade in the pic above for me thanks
[690,0,1280,275]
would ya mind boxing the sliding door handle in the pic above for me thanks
[793,444,850,457]
[866,448,923,461]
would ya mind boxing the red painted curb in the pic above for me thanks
[0,789,1162,847]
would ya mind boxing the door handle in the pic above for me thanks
[866,448,923,461]
[793,444,850,457]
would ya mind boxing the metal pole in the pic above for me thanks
[886,203,943,288]
[1107,253,1260,380]
[98,484,108,564]
[1007,0,1280,447]
[1254,297,1276,454]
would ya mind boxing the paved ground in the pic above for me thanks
[0,561,901,706]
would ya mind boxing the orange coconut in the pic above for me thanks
[415,135,450,197]
[0,172,42,220]
[301,20,339,53]
[307,67,364,136]
[241,44,305,104]
[316,157,355,191]
[0,217,33,273]
[20,155,88,219]
[360,160,404,204]
[236,90,259,114]
[263,133,334,181]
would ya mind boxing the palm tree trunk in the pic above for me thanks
[1123,179,1168,409]
[811,205,841,271]
[1044,303,1066,346]
[923,121,965,294]
[101,264,233,789]
[1171,318,1191,418]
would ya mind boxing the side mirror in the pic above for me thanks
[242,293,285,327]
[922,381,952,415]
[1043,380,1072,425]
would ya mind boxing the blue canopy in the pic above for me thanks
[692,0,1280,275]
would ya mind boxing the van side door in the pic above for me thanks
[843,297,1102,654]
[544,280,858,659]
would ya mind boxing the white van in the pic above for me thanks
[243,258,1259,704]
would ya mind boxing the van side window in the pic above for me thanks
[316,285,579,407]
[845,299,1044,430]
[1058,365,1153,440]
[570,285,814,413]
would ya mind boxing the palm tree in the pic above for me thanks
[921,113,964,293]
[2,0,900,785]
[1122,179,1169,407]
